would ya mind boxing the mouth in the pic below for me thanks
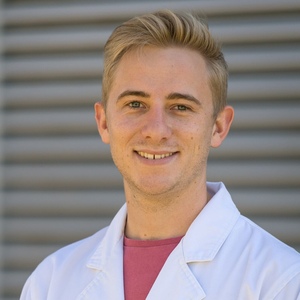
[137,151,175,160]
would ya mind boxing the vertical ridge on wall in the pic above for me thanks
[0,1,300,299]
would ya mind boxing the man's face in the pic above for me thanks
[96,46,223,197]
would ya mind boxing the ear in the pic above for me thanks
[211,105,234,148]
[94,102,110,144]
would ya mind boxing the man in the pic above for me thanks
[21,10,300,300]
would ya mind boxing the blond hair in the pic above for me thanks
[102,10,228,117]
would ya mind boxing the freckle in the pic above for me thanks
[191,137,194,140]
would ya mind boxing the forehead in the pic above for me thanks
[118,46,207,73]
[110,46,211,96]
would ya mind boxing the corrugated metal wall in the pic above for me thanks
[1,0,300,299]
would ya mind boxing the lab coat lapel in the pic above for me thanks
[77,205,127,300]
[76,241,125,300]
[146,243,206,300]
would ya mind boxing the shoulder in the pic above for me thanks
[41,225,109,273]
[232,214,300,262]
[236,215,299,255]
[50,225,109,264]
[20,226,109,299]
[232,215,300,297]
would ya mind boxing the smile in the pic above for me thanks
[137,151,174,160]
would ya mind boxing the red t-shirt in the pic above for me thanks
[123,235,183,300]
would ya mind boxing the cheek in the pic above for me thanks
[189,123,214,151]
[108,123,133,156]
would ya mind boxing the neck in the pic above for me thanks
[124,180,209,240]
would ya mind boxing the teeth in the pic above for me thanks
[138,151,173,160]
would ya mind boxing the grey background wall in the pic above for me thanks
[0,0,300,299]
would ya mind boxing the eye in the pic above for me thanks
[173,104,189,111]
[129,101,142,108]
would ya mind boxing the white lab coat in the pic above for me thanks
[21,182,300,299]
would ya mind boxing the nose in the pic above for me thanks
[140,106,172,142]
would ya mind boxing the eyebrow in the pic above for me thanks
[117,90,150,101]
[167,92,202,106]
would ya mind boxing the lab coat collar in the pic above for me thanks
[85,182,240,299]
[182,182,240,263]
[81,205,127,299]
[87,204,127,270]
[88,182,240,268]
